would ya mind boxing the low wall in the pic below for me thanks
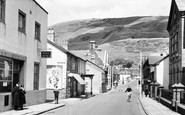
[160,97,172,109]
[46,89,66,100]
[0,93,12,112]
[0,89,46,112]
[178,104,185,115]
[25,89,46,106]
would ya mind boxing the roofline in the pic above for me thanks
[47,39,68,53]
[47,39,86,62]
[154,54,169,65]
[167,0,174,31]
[67,51,86,62]
[33,0,48,14]
[86,60,105,71]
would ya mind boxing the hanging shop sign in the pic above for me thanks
[41,51,51,58]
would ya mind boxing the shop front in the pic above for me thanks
[68,73,86,97]
[0,52,26,112]
[81,74,94,97]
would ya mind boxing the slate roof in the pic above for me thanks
[70,50,104,67]
[176,0,185,11]
[47,40,86,61]
[148,56,165,65]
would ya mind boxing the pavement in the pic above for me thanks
[0,93,181,115]
[138,96,180,115]
[0,98,81,115]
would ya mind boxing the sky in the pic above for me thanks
[36,0,172,26]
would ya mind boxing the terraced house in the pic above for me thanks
[0,0,48,112]
[167,0,185,87]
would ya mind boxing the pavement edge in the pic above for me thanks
[36,104,65,115]
[137,96,148,115]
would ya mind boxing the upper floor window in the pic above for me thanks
[0,0,5,22]
[35,21,41,41]
[18,10,26,33]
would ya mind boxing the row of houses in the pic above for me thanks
[141,0,185,114]
[0,0,109,112]
[47,30,108,99]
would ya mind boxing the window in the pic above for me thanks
[35,21,41,41]
[0,57,13,92]
[0,0,5,22]
[18,10,26,33]
[34,63,39,90]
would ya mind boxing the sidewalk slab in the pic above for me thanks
[0,101,65,115]
[0,97,84,115]
[138,97,180,115]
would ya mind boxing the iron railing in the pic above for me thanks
[180,91,185,105]
[161,89,173,101]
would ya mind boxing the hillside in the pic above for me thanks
[50,16,169,66]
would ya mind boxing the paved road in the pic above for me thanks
[44,80,144,115]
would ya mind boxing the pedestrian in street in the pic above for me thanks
[12,83,20,110]
[53,85,59,104]
[125,86,132,102]
[145,86,149,97]
[19,84,26,110]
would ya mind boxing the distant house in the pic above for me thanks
[153,55,169,89]
[46,39,68,99]
[86,60,107,94]
[47,31,87,98]
[167,0,185,87]
[142,56,165,92]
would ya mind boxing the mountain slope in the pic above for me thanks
[50,16,169,66]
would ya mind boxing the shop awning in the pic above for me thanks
[73,74,86,85]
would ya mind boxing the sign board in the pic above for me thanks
[41,51,51,58]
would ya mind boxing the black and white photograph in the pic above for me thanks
[0,0,185,115]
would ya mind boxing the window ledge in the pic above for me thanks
[18,29,26,35]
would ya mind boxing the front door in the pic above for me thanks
[13,72,19,87]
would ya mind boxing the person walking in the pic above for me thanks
[125,86,132,102]
[19,84,26,110]
[53,85,59,104]
[12,83,20,110]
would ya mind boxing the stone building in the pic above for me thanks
[167,0,185,87]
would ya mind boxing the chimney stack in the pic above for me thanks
[89,41,96,56]
[47,28,55,42]
[58,40,68,50]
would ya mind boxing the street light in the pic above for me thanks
[134,50,142,97]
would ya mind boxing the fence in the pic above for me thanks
[161,89,173,101]
[157,88,160,96]
[180,91,185,105]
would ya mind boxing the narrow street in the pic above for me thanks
[43,80,144,115]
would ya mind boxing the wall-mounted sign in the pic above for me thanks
[41,51,51,58]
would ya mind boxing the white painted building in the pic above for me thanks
[0,0,48,112]
[119,74,131,85]
[86,60,106,95]
[46,40,68,99]
[154,55,169,89]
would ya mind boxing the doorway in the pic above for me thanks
[13,72,19,87]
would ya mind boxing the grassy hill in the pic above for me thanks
[50,16,169,66]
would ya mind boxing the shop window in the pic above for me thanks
[34,63,39,90]
[18,10,26,33]
[0,57,13,92]
[35,21,41,41]
[0,0,5,23]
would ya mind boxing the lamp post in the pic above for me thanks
[134,50,142,97]
[139,51,142,97]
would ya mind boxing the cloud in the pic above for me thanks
[36,0,171,26]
